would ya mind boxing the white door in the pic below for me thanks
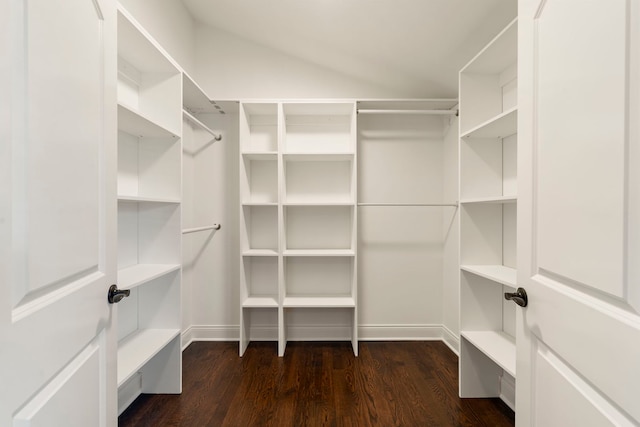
[0,0,118,426]
[517,0,640,425]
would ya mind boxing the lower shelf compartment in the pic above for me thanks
[461,330,516,377]
[117,328,180,387]
[242,296,279,307]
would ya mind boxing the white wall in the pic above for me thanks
[182,113,240,343]
[194,26,408,100]
[118,0,196,74]
[357,114,448,339]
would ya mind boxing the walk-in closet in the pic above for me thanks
[3,1,638,426]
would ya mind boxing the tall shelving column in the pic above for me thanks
[115,7,183,414]
[281,102,358,356]
[239,103,280,356]
[458,19,518,404]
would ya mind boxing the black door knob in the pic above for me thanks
[504,287,528,307]
[108,285,130,304]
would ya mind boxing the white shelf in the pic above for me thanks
[242,249,279,257]
[460,331,516,377]
[283,296,355,308]
[241,202,278,207]
[118,104,179,139]
[117,8,178,74]
[460,18,518,74]
[460,265,517,288]
[283,153,354,161]
[461,107,517,139]
[283,201,354,207]
[182,72,215,113]
[242,297,279,308]
[460,195,517,204]
[117,328,180,386]
[118,195,180,204]
[118,264,181,290]
[242,152,278,160]
[283,249,355,257]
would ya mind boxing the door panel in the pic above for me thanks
[18,0,103,299]
[1,0,117,425]
[518,0,640,425]
[14,337,102,427]
[533,340,632,427]
[535,0,627,297]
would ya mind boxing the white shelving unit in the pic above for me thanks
[458,18,518,406]
[116,6,182,414]
[239,101,358,357]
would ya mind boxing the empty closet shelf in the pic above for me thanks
[118,264,181,290]
[460,265,516,288]
[461,331,516,377]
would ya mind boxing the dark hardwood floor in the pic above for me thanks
[119,341,514,427]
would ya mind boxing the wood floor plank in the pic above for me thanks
[119,341,515,427]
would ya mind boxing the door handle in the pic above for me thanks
[504,287,528,307]
[107,285,130,304]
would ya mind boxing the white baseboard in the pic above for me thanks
[500,373,516,411]
[358,324,443,341]
[182,325,239,349]
[182,324,462,349]
[441,325,460,355]
[183,324,460,343]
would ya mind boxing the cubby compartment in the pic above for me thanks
[116,270,181,398]
[460,202,516,271]
[460,270,516,396]
[241,154,278,204]
[283,103,355,153]
[118,201,181,270]
[117,12,181,136]
[284,206,355,252]
[459,20,517,136]
[241,205,279,254]
[460,134,517,202]
[239,307,279,354]
[241,256,279,307]
[118,130,181,202]
[283,256,355,302]
[284,154,354,204]
[240,103,279,153]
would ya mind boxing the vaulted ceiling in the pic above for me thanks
[182,0,517,97]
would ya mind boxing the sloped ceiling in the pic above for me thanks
[182,0,517,98]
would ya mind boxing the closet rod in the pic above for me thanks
[358,203,458,207]
[182,224,222,234]
[182,110,223,141]
[357,109,458,116]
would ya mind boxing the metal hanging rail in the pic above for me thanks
[182,110,223,141]
[182,224,222,234]
[357,109,458,116]
[358,203,458,207]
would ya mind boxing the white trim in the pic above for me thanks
[441,325,460,355]
[182,324,462,352]
[500,373,516,411]
[182,325,239,344]
[358,324,443,341]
